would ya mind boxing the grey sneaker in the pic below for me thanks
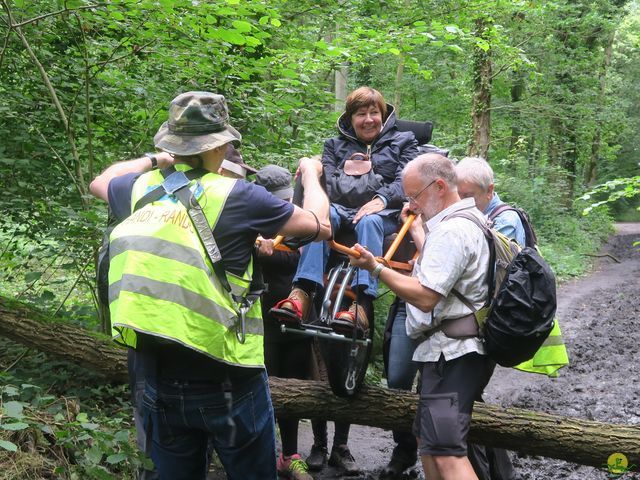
[306,444,328,471]
[328,445,360,475]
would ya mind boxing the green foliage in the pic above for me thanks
[0,0,635,472]
[0,339,144,479]
[493,157,614,279]
[579,176,640,215]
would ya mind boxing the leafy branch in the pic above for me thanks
[1,0,87,204]
[579,176,640,215]
[9,3,103,29]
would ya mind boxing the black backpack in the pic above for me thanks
[449,211,557,367]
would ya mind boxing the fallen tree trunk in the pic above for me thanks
[271,377,640,469]
[1,297,638,468]
[0,298,128,382]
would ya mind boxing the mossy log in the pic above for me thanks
[1,297,638,469]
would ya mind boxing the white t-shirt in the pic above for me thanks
[406,197,491,362]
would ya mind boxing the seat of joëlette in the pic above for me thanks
[325,119,432,270]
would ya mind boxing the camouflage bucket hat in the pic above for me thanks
[154,92,242,156]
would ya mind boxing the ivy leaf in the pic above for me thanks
[2,422,29,431]
[107,453,127,464]
[476,38,491,51]
[3,401,24,419]
[0,440,17,452]
[270,18,281,27]
[85,445,103,465]
[2,385,19,397]
[24,271,43,283]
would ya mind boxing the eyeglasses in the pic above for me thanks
[407,179,436,204]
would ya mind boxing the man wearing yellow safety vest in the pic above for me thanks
[89,91,331,480]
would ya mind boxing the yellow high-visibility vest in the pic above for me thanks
[514,320,569,377]
[108,165,264,368]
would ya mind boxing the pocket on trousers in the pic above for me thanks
[419,392,463,450]
[141,391,173,443]
[202,389,257,448]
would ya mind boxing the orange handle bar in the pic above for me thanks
[328,240,361,258]
[255,235,293,252]
[328,213,417,263]
[383,214,416,263]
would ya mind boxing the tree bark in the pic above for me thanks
[1,297,639,468]
[334,64,348,112]
[271,378,640,469]
[0,298,128,383]
[585,30,615,186]
[468,16,492,161]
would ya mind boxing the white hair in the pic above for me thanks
[403,153,457,188]
[455,156,494,192]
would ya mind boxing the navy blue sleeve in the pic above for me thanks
[215,180,295,275]
[229,181,294,237]
[107,173,141,222]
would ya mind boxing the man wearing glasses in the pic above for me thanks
[349,153,495,480]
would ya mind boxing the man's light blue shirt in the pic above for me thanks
[484,192,527,246]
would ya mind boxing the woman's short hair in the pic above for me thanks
[345,87,387,121]
[455,157,494,192]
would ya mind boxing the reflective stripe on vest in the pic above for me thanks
[108,165,264,368]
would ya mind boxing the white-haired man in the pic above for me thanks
[350,153,496,480]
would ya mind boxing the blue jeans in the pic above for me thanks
[293,204,397,297]
[387,301,420,454]
[141,370,277,480]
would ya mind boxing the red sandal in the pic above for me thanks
[269,288,310,327]
[332,302,368,335]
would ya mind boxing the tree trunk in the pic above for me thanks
[0,297,128,383]
[509,69,525,158]
[468,16,492,161]
[585,30,615,186]
[334,64,348,112]
[271,378,640,469]
[393,53,405,116]
[1,296,639,468]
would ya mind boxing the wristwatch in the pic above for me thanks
[371,262,385,279]
[144,152,158,170]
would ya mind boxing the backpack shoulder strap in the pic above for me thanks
[445,209,497,304]
[488,202,538,249]
[131,166,233,294]
[488,203,512,221]
[132,167,207,212]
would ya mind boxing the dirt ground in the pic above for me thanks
[289,223,640,480]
